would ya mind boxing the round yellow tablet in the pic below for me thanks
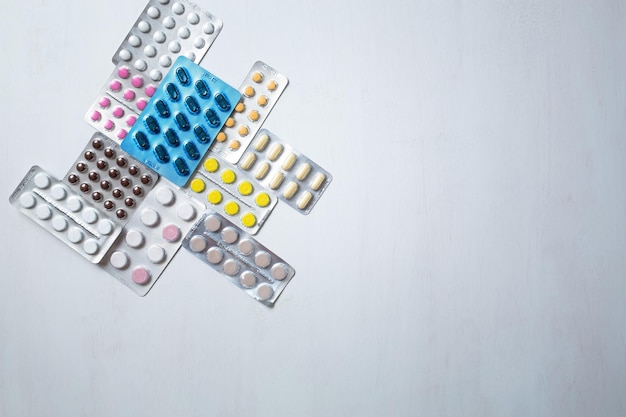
[228,140,240,150]
[235,102,245,113]
[255,192,271,207]
[238,181,253,196]
[189,178,206,193]
[257,95,269,107]
[241,212,257,228]
[221,169,236,184]
[225,117,235,128]
[204,158,219,172]
[207,189,222,205]
[267,80,277,91]
[224,201,240,216]
[238,125,249,137]
[243,86,255,97]
[251,72,263,83]
[248,110,260,122]
[216,132,227,142]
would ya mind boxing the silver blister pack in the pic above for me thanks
[86,92,139,142]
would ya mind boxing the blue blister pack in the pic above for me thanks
[121,56,241,187]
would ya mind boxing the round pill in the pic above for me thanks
[296,163,312,181]
[97,219,115,235]
[50,184,67,200]
[235,102,245,113]
[177,203,196,221]
[19,192,36,209]
[206,247,223,264]
[238,239,254,255]
[67,196,82,212]
[251,72,263,83]
[128,35,141,47]
[237,125,249,137]
[223,259,239,276]
[268,143,283,161]
[224,201,239,216]
[188,235,207,252]
[162,224,181,242]
[34,172,51,189]
[82,207,99,224]
[190,178,206,193]
[255,192,271,208]
[240,271,256,288]
[168,41,181,53]
[254,162,270,180]
[225,118,235,128]
[207,189,222,205]
[150,69,163,81]
[267,80,278,91]
[271,263,289,281]
[248,110,260,122]
[172,2,184,14]
[185,51,196,61]
[204,214,221,232]
[110,251,129,269]
[221,169,236,184]
[144,45,157,57]
[228,140,240,151]
[90,110,101,121]
[239,153,256,170]
[221,227,239,244]
[153,31,166,43]
[162,16,175,29]
[269,172,284,190]
[256,284,274,301]
[138,20,151,33]
[156,187,175,205]
[147,6,160,18]
[119,49,131,61]
[282,153,297,170]
[257,95,268,107]
[125,228,144,248]
[67,227,83,243]
[131,267,151,285]
[134,59,147,71]
[136,99,147,110]
[51,216,68,232]
[187,12,200,24]
[110,80,122,91]
[297,191,313,210]
[238,181,253,196]
[131,76,144,88]
[126,115,137,125]
[118,129,128,139]
[112,107,124,118]
[216,132,227,142]
[310,172,327,191]
[253,133,269,151]
[104,120,115,131]
[255,251,272,268]
[204,158,219,172]
[282,181,299,200]
[178,27,190,39]
[140,208,159,227]
[243,86,255,97]
[83,239,99,255]
[193,37,205,48]
[241,213,256,228]
[147,245,166,263]
[99,96,111,108]
[202,22,215,34]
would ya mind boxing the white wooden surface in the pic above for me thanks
[1,0,625,416]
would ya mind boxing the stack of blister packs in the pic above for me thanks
[9,0,332,306]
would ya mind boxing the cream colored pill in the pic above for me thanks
[239,152,256,170]
[282,181,298,200]
[281,153,297,170]
[240,271,256,288]
[189,235,207,252]
[297,191,313,209]
[269,172,284,190]
[271,263,289,281]
[223,259,240,276]
[206,247,223,264]
[255,162,270,180]
[267,143,283,161]
[256,284,273,301]
[310,172,327,190]
[296,163,311,180]
[253,133,270,151]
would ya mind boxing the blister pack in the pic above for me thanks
[86,93,140,142]
[209,61,288,163]
[182,211,295,305]
[185,153,278,234]
[100,178,205,295]
[121,56,241,186]
[63,133,158,225]
[9,166,122,263]
[237,129,333,214]
[112,0,223,83]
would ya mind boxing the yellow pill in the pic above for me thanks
[255,162,270,180]
[269,172,284,189]
[238,181,253,196]
[295,162,311,180]
[243,86,255,97]
[228,140,240,150]
[267,80,278,91]
[224,201,240,215]
[204,158,219,172]
[235,102,245,113]
[251,72,263,83]
[255,192,271,207]
[221,169,236,184]
[239,152,256,170]
[241,212,257,228]
[225,117,235,128]
[189,178,206,193]
[248,110,260,122]
[310,172,327,191]
[238,125,249,137]
[207,189,222,205]
[297,191,313,210]
[282,181,298,200]
[257,95,269,107]
[216,132,227,142]
[281,153,297,170]
[268,143,283,161]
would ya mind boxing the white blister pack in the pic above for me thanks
[182,210,295,305]
[112,0,223,83]
[9,166,122,263]
[100,177,205,295]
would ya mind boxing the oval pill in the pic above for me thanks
[267,143,283,161]
[297,191,313,210]
[253,133,269,151]
[269,172,284,189]
[295,163,311,181]
[310,172,327,190]
[254,162,270,180]
[281,153,297,170]
[282,181,298,200]
[239,152,256,170]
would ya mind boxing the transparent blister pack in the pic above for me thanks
[62,133,159,225]
[9,166,122,263]
[112,0,223,83]
[100,178,205,295]
[182,211,295,305]
[238,129,333,214]
[86,93,140,142]
[209,61,288,163]
[121,56,241,186]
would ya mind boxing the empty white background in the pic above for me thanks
[1,0,625,416]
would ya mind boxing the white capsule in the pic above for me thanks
[253,133,270,151]
[269,172,284,190]
[310,172,327,191]
[282,181,299,200]
[254,162,270,180]
[239,152,256,170]
[281,153,297,170]
[267,143,283,161]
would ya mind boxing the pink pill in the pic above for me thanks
[110,80,122,91]
[131,76,144,88]
[145,85,157,97]
[98,97,111,108]
[103,120,115,131]
[126,115,137,126]
[162,224,182,242]
[90,110,101,121]
[117,67,131,79]
[117,130,127,139]
[112,107,124,118]
[131,267,151,285]
[123,89,136,101]
[136,99,147,111]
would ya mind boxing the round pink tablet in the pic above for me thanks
[136,99,147,111]
[162,224,181,242]
[117,67,130,79]
[98,97,111,108]
[145,85,157,97]
[109,80,122,91]
[112,107,124,118]
[117,129,127,139]
[103,120,115,131]
[90,110,101,121]
[126,115,137,126]
[131,267,151,285]
[131,76,144,88]
[123,89,136,101]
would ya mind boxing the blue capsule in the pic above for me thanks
[185,96,200,114]
[184,142,200,160]
[174,158,190,176]
[134,131,150,150]
[175,113,190,131]
[144,115,160,134]
[154,144,170,163]
[205,109,220,127]
[195,80,210,98]
[166,83,180,101]
[155,99,170,118]
[175,67,190,85]
[164,129,180,147]
[214,92,231,111]
[193,125,210,143]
